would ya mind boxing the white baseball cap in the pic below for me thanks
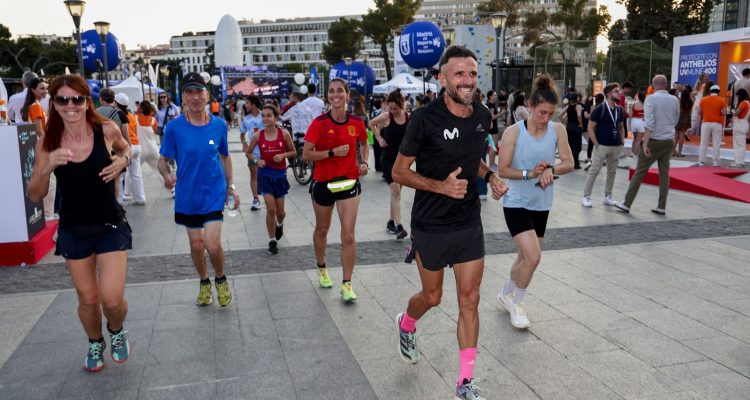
[710,85,720,92]
[114,92,129,106]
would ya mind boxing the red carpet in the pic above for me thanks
[0,221,58,267]
[630,167,750,203]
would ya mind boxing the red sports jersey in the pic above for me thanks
[305,112,368,182]
[258,127,287,170]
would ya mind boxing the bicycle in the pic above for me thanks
[290,132,312,185]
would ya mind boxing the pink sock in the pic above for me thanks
[458,347,478,385]
[399,312,417,333]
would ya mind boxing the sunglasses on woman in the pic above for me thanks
[53,95,87,106]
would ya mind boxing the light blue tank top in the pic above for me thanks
[503,120,558,211]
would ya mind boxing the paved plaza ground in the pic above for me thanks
[1,129,749,399]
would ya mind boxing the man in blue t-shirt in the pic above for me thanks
[158,72,237,308]
[582,82,625,208]
[239,95,263,210]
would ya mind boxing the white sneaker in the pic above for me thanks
[581,196,592,208]
[603,195,616,206]
[509,301,530,329]
[697,161,705,167]
[497,291,513,313]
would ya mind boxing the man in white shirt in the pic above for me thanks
[280,92,313,140]
[8,71,49,123]
[301,84,325,116]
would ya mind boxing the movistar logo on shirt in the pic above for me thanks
[443,127,459,140]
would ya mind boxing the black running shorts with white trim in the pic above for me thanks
[412,225,485,271]
[310,179,361,207]
[503,207,550,238]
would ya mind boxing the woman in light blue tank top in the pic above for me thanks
[495,75,575,330]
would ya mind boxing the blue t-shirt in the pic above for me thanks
[240,112,263,158]
[160,114,229,215]
[589,103,623,146]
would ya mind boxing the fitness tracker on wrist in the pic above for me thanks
[328,149,334,158]
[522,169,529,180]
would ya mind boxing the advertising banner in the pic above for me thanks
[17,124,44,238]
[677,42,720,86]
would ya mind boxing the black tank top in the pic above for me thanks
[566,105,580,130]
[54,124,124,228]
[381,112,408,160]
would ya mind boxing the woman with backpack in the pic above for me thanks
[156,93,180,142]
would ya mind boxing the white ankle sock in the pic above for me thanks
[503,279,516,297]
[514,287,527,303]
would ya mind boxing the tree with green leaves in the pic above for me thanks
[476,0,530,39]
[609,0,720,50]
[322,17,364,66]
[0,24,78,77]
[523,0,610,47]
[361,0,421,80]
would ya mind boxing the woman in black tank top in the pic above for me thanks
[27,75,133,373]
[559,93,583,169]
[368,89,409,239]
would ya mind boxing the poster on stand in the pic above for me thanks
[17,124,44,238]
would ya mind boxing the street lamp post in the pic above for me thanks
[362,53,368,109]
[64,0,86,76]
[443,27,455,47]
[490,13,508,96]
[591,68,597,95]
[93,21,110,87]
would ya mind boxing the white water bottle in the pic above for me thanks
[226,195,237,217]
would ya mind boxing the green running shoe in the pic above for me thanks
[317,267,333,288]
[109,328,130,363]
[396,312,419,364]
[340,281,357,302]
[196,280,213,306]
[84,340,106,372]
[215,278,232,307]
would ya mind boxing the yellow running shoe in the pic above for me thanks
[340,281,357,302]
[317,267,333,288]
[196,281,213,306]
[215,278,232,307]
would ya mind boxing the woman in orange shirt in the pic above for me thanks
[732,89,750,167]
[20,78,49,135]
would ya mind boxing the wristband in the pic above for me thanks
[522,169,529,180]
[328,149,334,158]
[484,170,494,183]
[550,166,556,175]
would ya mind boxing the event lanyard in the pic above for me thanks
[606,104,617,126]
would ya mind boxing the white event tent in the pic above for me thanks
[373,73,437,95]
[110,76,162,111]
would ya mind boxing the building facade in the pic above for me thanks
[709,0,750,32]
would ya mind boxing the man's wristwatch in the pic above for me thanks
[484,170,494,183]
[522,169,529,180]
[228,184,236,191]
[328,149,334,158]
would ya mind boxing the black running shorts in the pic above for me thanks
[175,210,224,229]
[412,225,485,271]
[310,179,361,207]
[56,221,132,260]
[503,207,550,238]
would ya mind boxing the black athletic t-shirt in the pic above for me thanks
[399,96,491,232]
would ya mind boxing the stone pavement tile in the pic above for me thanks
[554,249,634,277]
[656,241,750,278]
[537,261,614,290]
[529,318,618,356]
[602,325,707,367]
[682,336,750,378]
[0,340,79,385]
[358,356,453,399]
[658,360,750,400]
[553,301,643,334]
[296,382,378,400]
[383,304,457,335]
[716,236,750,252]
[20,309,81,345]
[147,327,215,365]
[124,284,162,321]
[137,382,215,400]
[720,298,750,318]
[570,349,683,399]
[523,278,593,306]
[630,392,705,400]
[214,306,242,341]
[695,313,750,344]
[479,310,545,350]
[578,283,662,313]
[417,332,541,399]
[275,315,344,351]
[58,361,144,398]
[61,391,138,400]
[599,272,685,299]
[367,283,420,312]
[0,302,55,368]
[649,292,739,328]
[531,378,626,400]
[661,275,750,309]
[232,277,269,310]
[158,281,201,306]
[267,290,327,320]
[214,337,286,379]
[236,307,277,341]
[140,359,216,391]
[152,303,215,332]
[214,371,297,400]
[355,265,410,287]
[283,344,369,393]
[0,374,65,399]
[625,307,722,342]
[261,271,315,294]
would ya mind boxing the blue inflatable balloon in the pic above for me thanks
[329,61,376,95]
[81,30,122,72]
[399,21,445,69]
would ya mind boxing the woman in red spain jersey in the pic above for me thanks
[303,78,369,302]
[246,104,296,255]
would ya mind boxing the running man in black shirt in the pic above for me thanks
[392,46,508,400]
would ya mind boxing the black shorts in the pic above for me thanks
[381,156,396,185]
[55,221,132,260]
[175,210,224,229]
[503,207,550,238]
[310,178,361,207]
[412,225,485,271]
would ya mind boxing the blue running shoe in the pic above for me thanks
[84,340,106,372]
[110,329,130,363]
[455,378,484,400]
